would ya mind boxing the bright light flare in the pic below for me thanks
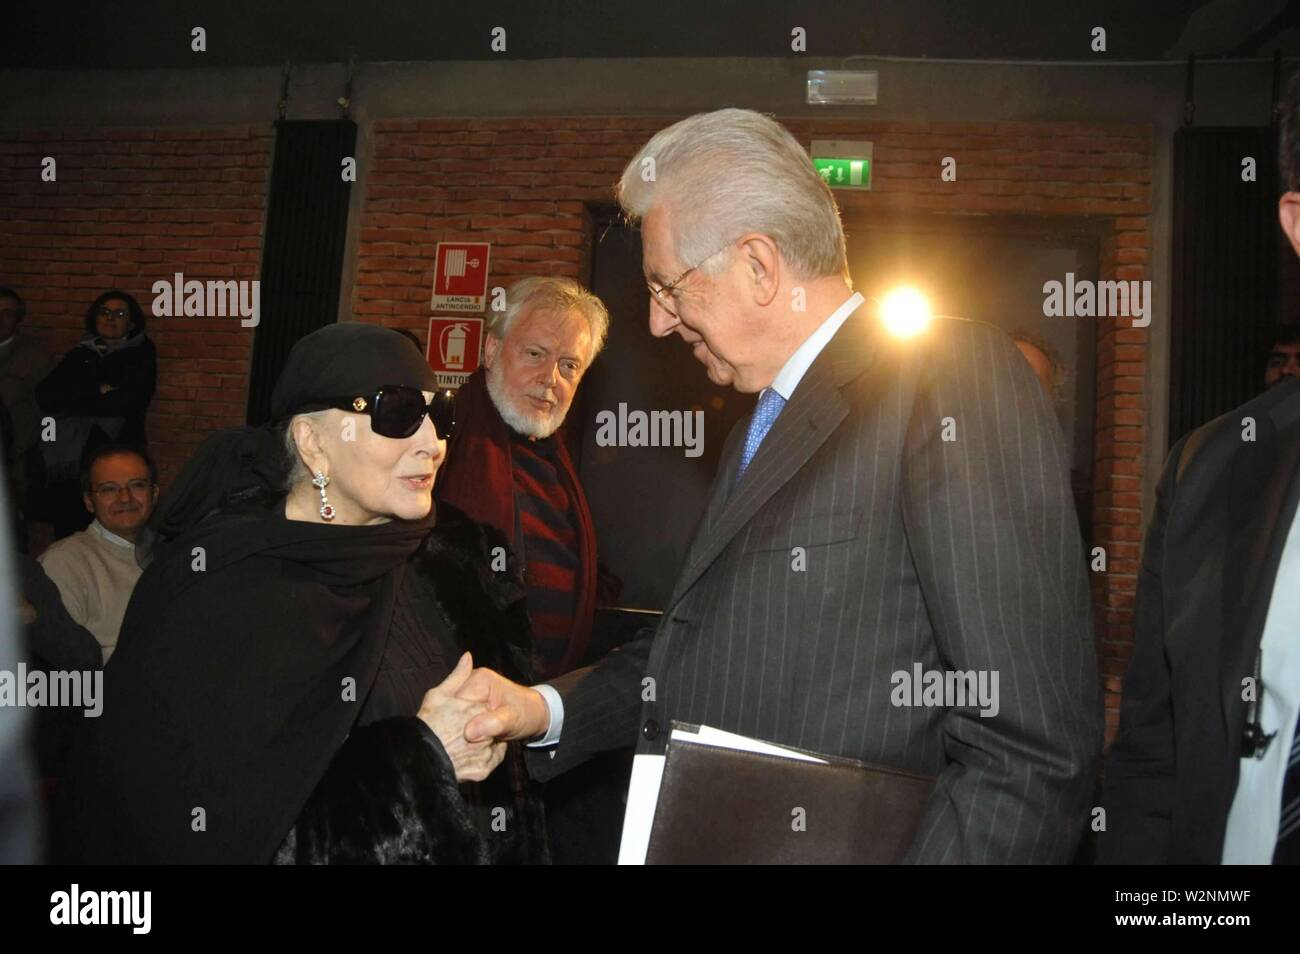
[879,287,932,338]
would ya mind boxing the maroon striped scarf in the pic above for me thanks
[434,367,598,676]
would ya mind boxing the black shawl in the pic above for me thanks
[62,499,541,864]
[276,504,547,865]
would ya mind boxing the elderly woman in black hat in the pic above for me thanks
[62,323,546,864]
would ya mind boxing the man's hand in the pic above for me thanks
[417,653,505,782]
[456,666,550,743]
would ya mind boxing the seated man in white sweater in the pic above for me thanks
[37,443,157,665]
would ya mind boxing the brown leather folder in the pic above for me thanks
[644,722,935,864]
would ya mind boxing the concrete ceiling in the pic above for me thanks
[5,0,1300,69]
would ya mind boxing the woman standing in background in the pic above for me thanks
[36,289,156,538]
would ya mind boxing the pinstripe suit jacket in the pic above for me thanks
[530,310,1103,863]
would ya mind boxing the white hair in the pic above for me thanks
[486,276,610,364]
[616,108,849,283]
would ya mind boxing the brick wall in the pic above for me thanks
[353,118,630,329]
[0,125,272,488]
[354,116,1155,740]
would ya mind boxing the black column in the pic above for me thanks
[1169,126,1280,446]
[246,119,357,425]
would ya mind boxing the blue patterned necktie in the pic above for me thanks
[736,387,786,481]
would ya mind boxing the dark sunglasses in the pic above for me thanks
[320,385,456,439]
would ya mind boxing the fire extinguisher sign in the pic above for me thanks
[426,317,485,389]
[431,241,491,313]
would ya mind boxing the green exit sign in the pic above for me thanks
[814,157,872,190]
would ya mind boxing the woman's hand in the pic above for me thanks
[417,653,506,783]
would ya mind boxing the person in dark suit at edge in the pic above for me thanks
[1099,73,1300,865]
[457,107,1102,863]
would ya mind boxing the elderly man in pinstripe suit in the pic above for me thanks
[462,108,1103,863]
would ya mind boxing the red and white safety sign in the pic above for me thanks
[430,241,491,313]
[426,316,484,389]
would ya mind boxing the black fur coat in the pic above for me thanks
[274,503,549,865]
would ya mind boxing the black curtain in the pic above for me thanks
[1169,126,1280,447]
[246,119,357,425]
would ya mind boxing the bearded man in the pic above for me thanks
[435,276,611,681]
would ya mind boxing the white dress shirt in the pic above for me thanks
[1222,505,1300,863]
[89,519,137,550]
[528,292,867,747]
[769,292,866,401]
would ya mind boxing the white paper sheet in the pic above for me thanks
[617,753,667,865]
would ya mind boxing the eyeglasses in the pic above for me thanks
[646,239,736,319]
[319,385,456,439]
[97,307,130,320]
[93,479,154,498]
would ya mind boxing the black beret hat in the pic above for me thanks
[271,323,436,418]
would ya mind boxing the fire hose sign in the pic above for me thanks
[431,241,491,313]
[426,316,484,389]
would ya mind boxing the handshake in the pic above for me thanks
[415,652,552,783]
